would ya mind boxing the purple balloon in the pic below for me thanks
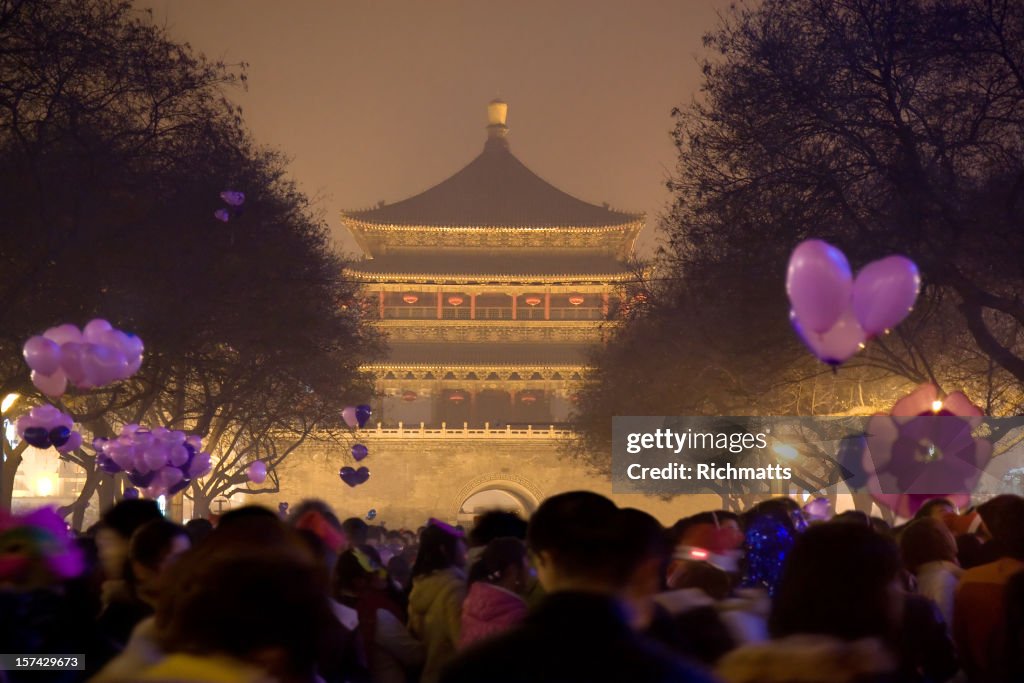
[786,239,853,334]
[341,406,358,429]
[168,479,191,495]
[220,190,245,207]
[214,208,230,222]
[48,426,71,448]
[97,453,122,473]
[23,426,51,449]
[128,469,156,488]
[852,255,921,335]
[59,343,89,386]
[791,306,866,365]
[31,369,68,397]
[356,405,372,428]
[247,460,267,484]
[339,466,370,487]
[352,444,369,461]
[23,336,62,375]
[56,430,83,454]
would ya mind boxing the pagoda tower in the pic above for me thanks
[345,99,642,429]
[274,102,706,526]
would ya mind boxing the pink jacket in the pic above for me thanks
[459,582,527,649]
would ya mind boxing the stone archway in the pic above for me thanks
[451,473,543,525]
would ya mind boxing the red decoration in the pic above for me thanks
[448,295,464,306]
[520,393,538,405]
[568,295,585,306]
[401,390,417,402]
[402,294,419,304]
[524,296,542,307]
[448,392,466,404]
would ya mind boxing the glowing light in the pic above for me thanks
[447,296,464,306]
[568,295,585,306]
[402,294,419,304]
[402,390,417,402]
[931,400,943,413]
[690,548,708,559]
[772,443,799,461]
[524,296,542,306]
[1,393,19,413]
[33,473,56,497]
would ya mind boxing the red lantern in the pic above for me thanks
[568,295,585,306]
[401,390,417,402]
[524,295,542,307]
[448,392,466,404]
[448,295,464,306]
[520,393,538,405]
[402,294,419,304]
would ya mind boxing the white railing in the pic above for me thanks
[365,422,573,438]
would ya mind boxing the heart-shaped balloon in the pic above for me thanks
[48,426,71,448]
[355,405,373,428]
[23,426,51,449]
[128,469,156,488]
[352,444,369,461]
[339,466,370,487]
[342,406,359,429]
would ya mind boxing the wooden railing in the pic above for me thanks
[364,422,573,438]
[380,306,603,321]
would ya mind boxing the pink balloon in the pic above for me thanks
[247,460,267,484]
[157,466,183,489]
[43,324,82,347]
[56,431,83,454]
[29,404,62,423]
[80,343,128,386]
[31,369,68,397]
[23,336,62,375]
[852,255,920,335]
[83,319,113,342]
[59,343,88,386]
[791,306,866,365]
[786,240,853,334]
[143,447,168,471]
[168,444,190,467]
[109,446,135,470]
[342,406,359,428]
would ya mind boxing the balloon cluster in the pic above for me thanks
[246,460,267,484]
[94,425,211,499]
[23,319,144,397]
[15,405,82,453]
[340,404,372,487]
[787,240,920,365]
[214,190,245,222]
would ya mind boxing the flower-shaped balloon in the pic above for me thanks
[94,424,210,499]
[863,384,992,518]
[0,507,84,588]
[15,405,83,453]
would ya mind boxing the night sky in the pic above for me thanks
[139,0,728,256]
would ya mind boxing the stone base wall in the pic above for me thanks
[266,434,721,528]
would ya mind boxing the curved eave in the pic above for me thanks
[344,270,638,285]
[362,361,586,371]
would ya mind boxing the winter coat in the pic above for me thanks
[717,634,897,683]
[913,560,962,630]
[440,591,717,683]
[459,582,527,649]
[953,556,1024,682]
[408,568,466,683]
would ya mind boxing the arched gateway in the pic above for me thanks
[272,102,707,527]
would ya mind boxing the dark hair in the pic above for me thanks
[671,561,731,600]
[832,510,870,527]
[978,495,1024,559]
[526,491,634,584]
[900,518,956,572]
[913,498,956,520]
[742,498,800,534]
[218,505,278,527]
[184,518,213,546]
[335,545,377,596]
[129,519,188,571]
[100,499,163,540]
[288,499,343,532]
[468,537,526,584]
[619,507,671,569]
[770,522,901,641]
[468,510,528,547]
[342,517,369,545]
[411,525,462,578]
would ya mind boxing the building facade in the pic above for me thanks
[275,102,711,526]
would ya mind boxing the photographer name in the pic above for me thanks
[626,462,792,481]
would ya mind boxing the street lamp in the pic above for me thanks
[1,393,19,414]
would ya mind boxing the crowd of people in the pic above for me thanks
[3,491,1024,683]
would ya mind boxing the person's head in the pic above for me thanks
[289,502,347,556]
[342,517,369,547]
[769,522,903,642]
[335,545,387,597]
[900,517,958,573]
[96,499,163,579]
[467,537,528,593]
[526,491,638,594]
[184,518,213,547]
[870,517,892,536]
[913,498,957,521]
[978,495,1024,559]
[468,510,528,547]
[411,523,466,578]
[156,514,332,681]
[128,519,190,606]
[387,555,412,591]
[618,508,671,598]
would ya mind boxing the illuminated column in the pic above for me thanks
[544,290,550,321]
[470,293,477,320]
[436,287,443,320]
[601,292,609,316]
[511,292,517,320]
